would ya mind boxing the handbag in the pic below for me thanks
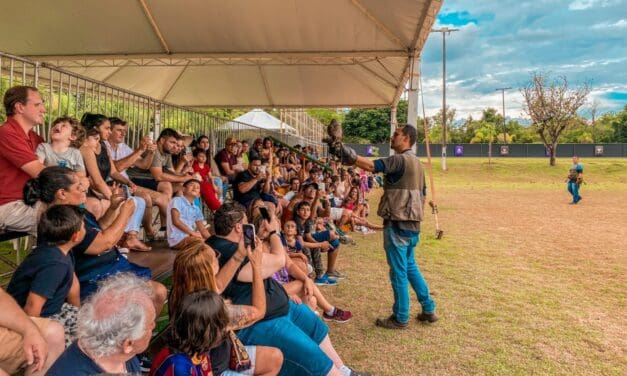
[228,330,251,371]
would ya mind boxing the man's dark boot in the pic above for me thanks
[417,312,439,323]
[375,315,408,329]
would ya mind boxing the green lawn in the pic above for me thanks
[1,158,625,375]
[323,158,626,375]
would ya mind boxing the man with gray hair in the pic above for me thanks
[46,273,156,375]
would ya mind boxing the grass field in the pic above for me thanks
[323,158,626,375]
[0,157,624,375]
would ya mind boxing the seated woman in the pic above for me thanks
[162,239,283,375]
[80,113,150,251]
[23,166,167,312]
[342,187,382,233]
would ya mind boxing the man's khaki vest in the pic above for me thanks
[377,153,425,222]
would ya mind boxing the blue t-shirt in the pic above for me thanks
[7,245,73,317]
[46,342,141,375]
[71,211,120,278]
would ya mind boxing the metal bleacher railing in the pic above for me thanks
[0,50,327,284]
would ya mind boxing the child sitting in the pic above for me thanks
[7,205,86,347]
[261,219,352,323]
[167,179,211,249]
[293,201,339,286]
[281,220,313,276]
[192,148,222,211]
[36,117,85,173]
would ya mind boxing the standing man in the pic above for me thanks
[328,123,437,329]
[0,86,46,235]
[567,156,584,204]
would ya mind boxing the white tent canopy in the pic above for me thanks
[0,0,441,108]
[222,109,298,135]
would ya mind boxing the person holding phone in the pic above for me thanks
[205,202,371,376]
[233,156,280,216]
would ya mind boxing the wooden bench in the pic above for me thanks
[126,240,177,283]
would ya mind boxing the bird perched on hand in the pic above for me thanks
[325,119,343,144]
[324,119,357,165]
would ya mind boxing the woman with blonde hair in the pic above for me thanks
[165,239,283,376]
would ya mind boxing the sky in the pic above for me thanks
[419,0,627,121]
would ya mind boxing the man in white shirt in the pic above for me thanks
[105,117,170,236]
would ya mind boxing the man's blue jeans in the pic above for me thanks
[237,301,332,376]
[567,181,581,202]
[383,223,435,323]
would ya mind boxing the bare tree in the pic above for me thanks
[521,72,590,166]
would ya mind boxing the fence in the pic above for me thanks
[347,143,627,158]
[0,51,325,154]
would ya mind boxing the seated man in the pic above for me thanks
[205,202,369,376]
[214,136,242,182]
[106,117,170,235]
[0,86,46,235]
[0,288,64,376]
[46,273,156,375]
[126,128,190,203]
[233,155,278,214]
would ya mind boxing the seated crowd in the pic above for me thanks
[0,85,379,376]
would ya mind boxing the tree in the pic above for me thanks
[609,105,627,142]
[306,108,345,126]
[342,100,408,143]
[521,72,590,166]
[429,107,456,143]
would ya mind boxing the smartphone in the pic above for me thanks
[147,132,154,144]
[185,146,192,154]
[242,224,256,250]
[259,206,271,221]
[122,184,131,199]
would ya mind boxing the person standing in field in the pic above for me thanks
[327,123,437,329]
[567,156,584,204]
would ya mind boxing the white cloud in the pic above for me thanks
[418,1,627,120]
[569,0,621,10]
[591,19,627,29]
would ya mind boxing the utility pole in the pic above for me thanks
[432,27,458,171]
[495,87,511,143]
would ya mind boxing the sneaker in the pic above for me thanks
[416,311,439,323]
[138,353,153,373]
[375,315,408,329]
[326,269,347,280]
[345,366,372,376]
[323,308,353,323]
[314,274,338,286]
[339,235,355,245]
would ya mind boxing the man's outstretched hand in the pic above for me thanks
[325,119,358,166]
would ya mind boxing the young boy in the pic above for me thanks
[293,201,338,286]
[36,117,85,172]
[167,179,211,249]
[7,205,86,347]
